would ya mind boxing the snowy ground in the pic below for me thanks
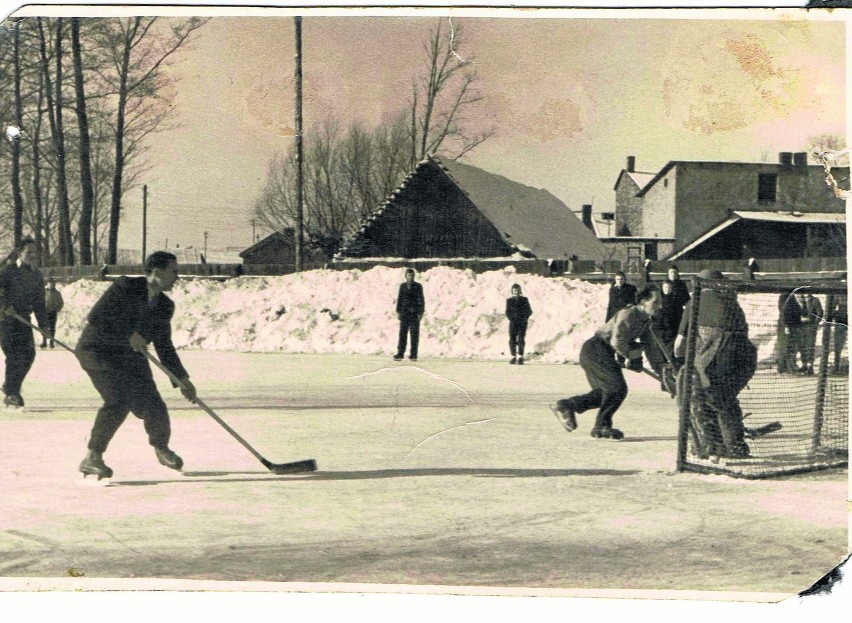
[0,350,846,598]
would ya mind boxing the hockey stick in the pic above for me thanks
[741,412,784,439]
[2,308,76,353]
[5,309,316,474]
[140,349,317,475]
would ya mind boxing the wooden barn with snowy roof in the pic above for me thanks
[334,155,607,263]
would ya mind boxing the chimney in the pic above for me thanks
[581,204,594,231]
[793,151,808,168]
[626,156,636,173]
[779,152,793,168]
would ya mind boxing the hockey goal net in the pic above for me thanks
[676,278,848,478]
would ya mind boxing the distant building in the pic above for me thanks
[605,152,847,262]
[240,229,296,265]
[335,155,607,263]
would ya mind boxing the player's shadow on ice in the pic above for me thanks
[112,467,641,486]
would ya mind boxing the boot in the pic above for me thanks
[550,400,577,432]
[155,447,184,471]
[509,356,517,365]
[79,450,113,480]
[4,394,24,409]
[49,339,55,349]
[517,356,524,365]
[591,426,624,440]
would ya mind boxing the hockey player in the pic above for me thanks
[505,284,533,365]
[0,237,50,409]
[675,269,757,459]
[77,251,197,479]
[551,284,662,440]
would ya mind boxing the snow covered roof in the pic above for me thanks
[669,211,846,260]
[239,229,293,259]
[337,155,608,260]
[612,169,656,191]
[431,156,607,260]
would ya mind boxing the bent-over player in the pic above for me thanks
[674,269,756,459]
[551,284,662,440]
[77,251,197,479]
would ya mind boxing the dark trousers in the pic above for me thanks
[41,312,58,346]
[0,317,36,396]
[509,320,528,357]
[568,336,628,430]
[396,314,420,358]
[82,353,171,453]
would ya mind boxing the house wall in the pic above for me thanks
[615,176,644,236]
[671,163,847,255]
[343,166,514,258]
[680,221,847,260]
[243,238,296,265]
[641,168,678,239]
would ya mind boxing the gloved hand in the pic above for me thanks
[627,358,643,372]
[129,332,148,352]
[179,378,197,404]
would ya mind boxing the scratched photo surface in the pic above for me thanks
[0,6,848,601]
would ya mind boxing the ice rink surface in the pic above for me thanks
[0,350,847,598]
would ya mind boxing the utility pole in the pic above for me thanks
[294,16,304,272]
[251,217,256,243]
[142,184,147,262]
[204,230,209,259]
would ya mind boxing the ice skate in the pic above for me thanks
[4,394,25,411]
[79,451,113,480]
[591,426,624,440]
[550,400,577,432]
[155,447,184,471]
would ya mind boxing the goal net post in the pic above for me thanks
[676,277,848,478]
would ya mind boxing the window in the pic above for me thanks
[758,173,777,203]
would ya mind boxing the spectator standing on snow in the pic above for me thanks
[76,251,197,480]
[393,268,425,362]
[776,290,803,373]
[605,271,637,322]
[799,293,824,376]
[41,278,64,349]
[506,284,533,365]
[0,237,50,409]
[551,284,662,440]
[666,265,691,312]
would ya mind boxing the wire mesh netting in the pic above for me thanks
[678,279,848,478]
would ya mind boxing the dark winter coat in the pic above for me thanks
[506,296,533,323]
[668,278,691,310]
[75,276,188,381]
[396,281,425,317]
[0,262,48,330]
[655,292,682,343]
[45,288,64,314]
[779,294,803,328]
[605,283,638,321]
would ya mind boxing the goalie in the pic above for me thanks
[674,270,757,459]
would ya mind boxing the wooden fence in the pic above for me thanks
[40,256,847,283]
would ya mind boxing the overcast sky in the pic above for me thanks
[8,7,849,253]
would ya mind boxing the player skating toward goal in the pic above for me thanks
[77,252,197,480]
[551,284,662,439]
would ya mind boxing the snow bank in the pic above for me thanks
[53,266,790,363]
[55,266,609,363]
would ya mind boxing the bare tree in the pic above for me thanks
[91,16,207,263]
[36,16,74,265]
[808,133,846,154]
[408,19,494,167]
[71,17,95,264]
